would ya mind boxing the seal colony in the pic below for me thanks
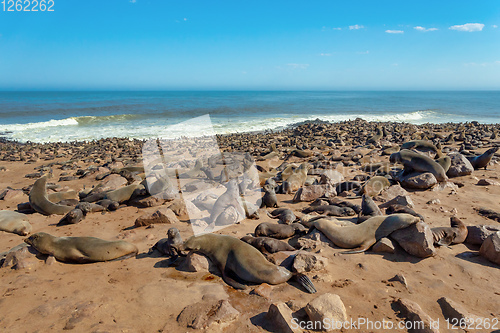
[0,119,499,331]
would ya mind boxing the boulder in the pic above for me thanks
[400,172,438,190]
[377,185,409,202]
[437,297,485,325]
[100,174,128,191]
[319,170,344,186]
[134,207,179,227]
[378,195,414,209]
[479,231,500,265]
[267,302,300,333]
[177,299,239,329]
[447,153,474,178]
[393,298,439,333]
[292,184,336,202]
[372,237,396,254]
[391,221,436,258]
[304,293,347,330]
[465,225,500,245]
[292,253,328,273]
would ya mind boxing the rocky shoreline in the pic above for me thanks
[0,119,499,332]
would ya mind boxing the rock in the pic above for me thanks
[401,172,438,190]
[292,184,336,202]
[304,293,347,330]
[177,299,239,329]
[372,237,395,254]
[0,189,26,201]
[437,297,485,325]
[292,252,328,273]
[377,185,409,202]
[267,302,300,333]
[45,255,56,265]
[100,174,128,191]
[388,273,409,290]
[393,298,440,333]
[447,153,474,178]
[319,170,344,186]
[426,199,441,205]
[432,181,459,193]
[179,252,219,273]
[1,246,39,270]
[251,283,272,299]
[477,178,500,186]
[129,196,166,207]
[168,199,188,216]
[391,221,436,258]
[134,207,180,227]
[296,229,334,250]
[479,231,500,265]
[378,195,414,209]
[465,225,500,245]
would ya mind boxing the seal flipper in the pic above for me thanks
[341,242,372,254]
[222,268,247,290]
[294,273,317,293]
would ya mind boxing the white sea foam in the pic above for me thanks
[0,110,469,143]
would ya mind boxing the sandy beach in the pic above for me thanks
[0,119,499,333]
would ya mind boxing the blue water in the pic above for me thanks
[0,91,499,143]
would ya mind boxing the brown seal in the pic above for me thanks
[0,210,32,236]
[390,149,448,182]
[241,235,295,254]
[261,184,278,208]
[182,233,316,293]
[431,216,468,246]
[268,208,296,224]
[358,194,383,223]
[303,205,355,217]
[29,175,74,215]
[24,232,138,263]
[467,147,499,170]
[302,213,420,253]
[254,222,307,239]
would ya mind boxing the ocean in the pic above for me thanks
[0,91,499,143]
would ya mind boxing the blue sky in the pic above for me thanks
[0,0,499,90]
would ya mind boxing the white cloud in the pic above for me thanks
[449,23,484,32]
[349,24,364,30]
[287,63,309,70]
[356,50,369,54]
[493,25,498,28]
[129,0,136,3]
[385,30,404,34]
[414,26,438,32]
[332,27,342,30]
[319,53,332,56]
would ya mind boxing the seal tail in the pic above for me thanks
[294,273,317,294]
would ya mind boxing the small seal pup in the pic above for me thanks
[241,235,295,254]
[431,216,468,246]
[152,228,185,257]
[302,213,420,253]
[357,194,383,223]
[24,232,138,263]
[268,208,296,224]
[254,222,307,239]
[29,174,74,215]
[182,233,316,293]
[261,184,278,208]
[303,205,356,217]
[467,147,499,170]
[0,210,32,236]
[390,149,448,182]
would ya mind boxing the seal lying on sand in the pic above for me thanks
[182,233,316,293]
[29,175,74,215]
[467,147,499,170]
[302,213,420,253]
[241,235,295,254]
[24,232,138,263]
[390,149,448,182]
[431,216,467,246]
[0,210,32,236]
[254,222,307,239]
[268,208,296,224]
